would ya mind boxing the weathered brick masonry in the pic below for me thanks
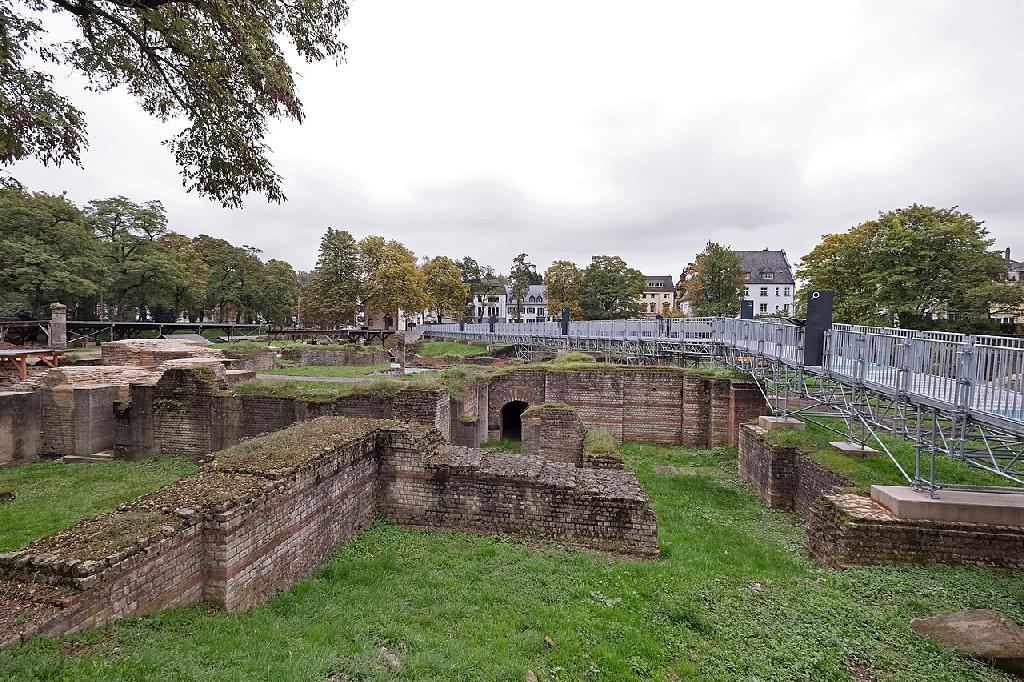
[521,404,586,465]
[0,416,657,648]
[114,366,450,459]
[737,423,850,516]
[279,347,390,366]
[471,368,764,447]
[737,423,1024,568]
[804,493,1024,569]
[0,391,40,465]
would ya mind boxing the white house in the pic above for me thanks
[737,249,796,316]
[505,284,553,322]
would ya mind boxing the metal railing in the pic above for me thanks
[428,317,1024,432]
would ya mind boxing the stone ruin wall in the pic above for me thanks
[466,368,765,448]
[0,416,658,649]
[0,339,402,464]
[114,367,450,460]
[736,423,1024,569]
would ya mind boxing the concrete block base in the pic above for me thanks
[757,415,806,431]
[871,485,1024,527]
[829,441,878,457]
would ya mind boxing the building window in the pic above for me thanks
[784,287,790,296]
[759,303,768,313]
[775,287,780,296]
[783,304,790,313]
[759,287,768,297]
[745,287,750,297]
[763,272,774,280]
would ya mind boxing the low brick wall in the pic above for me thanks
[115,367,450,459]
[222,351,277,372]
[38,384,121,457]
[0,391,41,465]
[380,431,658,557]
[737,423,850,516]
[481,368,765,447]
[279,347,390,367]
[804,493,1024,569]
[0,416,658,648]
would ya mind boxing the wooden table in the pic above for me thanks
[0,348,65,380]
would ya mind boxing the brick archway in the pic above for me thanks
[500,400,529,440]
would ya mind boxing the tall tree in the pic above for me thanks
[302,228,362,327]
[87,196,172,320]
[159,232,209,320]
[684,241,745,317]
[0,188,104,317]
[543,260,584,319]
[579,255,645,320]
[422,256,470,321]
[1,0,349,207]
[455,257,482,287]
[508,253,538,322]
[359,236,426,328]
[260,259,300,326]
[798,205,1021,326]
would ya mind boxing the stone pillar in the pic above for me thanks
[521,403,585,465]
[49,302,67,350]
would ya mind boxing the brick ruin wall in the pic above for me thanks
[471,368,765,448]
[737,424,850,516]
[0,416,658,649]
[521,405,586,465]
[0,391,40,465]
[280,347,391,367]
[804,493,1024,570]
[115,367,450,460]
[736,423,1024,569]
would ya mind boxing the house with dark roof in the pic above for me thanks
[994,248,1024,324]
[637,275,676,318]
[736,249,796,316]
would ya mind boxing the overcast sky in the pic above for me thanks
[11,0,1024,276]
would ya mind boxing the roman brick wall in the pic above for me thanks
[804,493,1024,569]
[222,351,277,372]
[115,367,450,459]
[279,348,390,367]
[379,429,659,557]
[100,339,225,367]
[0,391,41,465]
[521,404,586,465]
[1,416,658,649]
[482,368,764,447]
[737,424,850,516]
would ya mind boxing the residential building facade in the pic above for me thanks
[737,249,796,316]
[637,275,676,318]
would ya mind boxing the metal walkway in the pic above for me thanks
[426,318,1024,493]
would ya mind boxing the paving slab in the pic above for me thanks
[871,485,1024,526]
[829,441,878,456]
[757,415,805,431]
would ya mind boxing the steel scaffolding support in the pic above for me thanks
[425,317,1024,493]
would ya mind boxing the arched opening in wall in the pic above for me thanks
[500,400,529,440]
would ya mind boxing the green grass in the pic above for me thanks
[260,363,392,378]
[416,340,490,358]
[768,418,1014,493]
[0,457,196,553]
[584,428,618,454]
[230,377,439,403]
[213,340,372,353]
[481,438,522,453]
[2,445,1023,680]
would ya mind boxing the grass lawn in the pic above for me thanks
[0,457,196,553]
[416,340,490,358]
[1,444,1022,680]
[770,418,1013,493]
[260,363,392,378]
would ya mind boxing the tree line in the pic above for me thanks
[0,189,300,323]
